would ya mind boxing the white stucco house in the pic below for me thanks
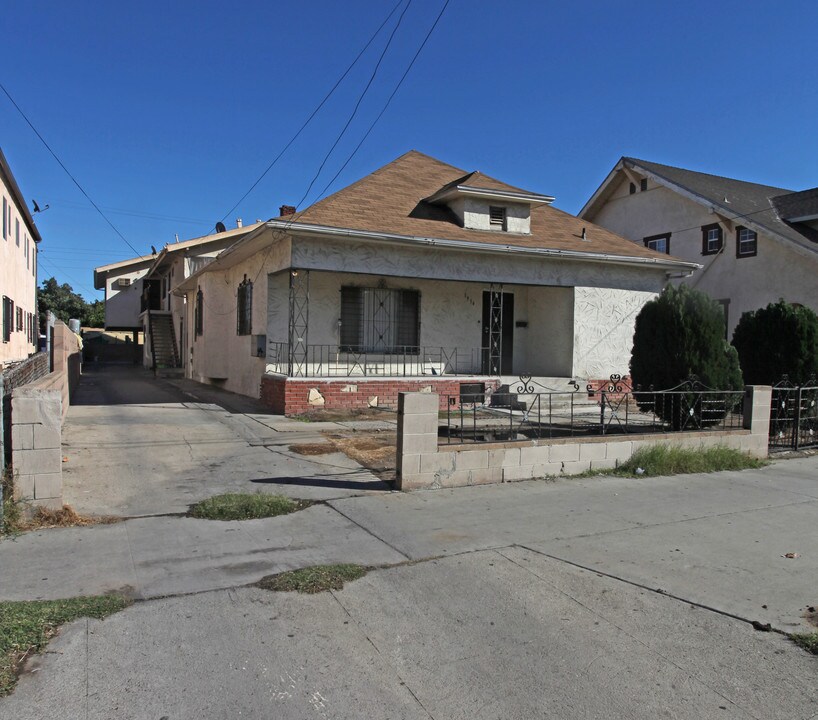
[580,157,818,336]
[172,151,696,414]
[1,147,40,367]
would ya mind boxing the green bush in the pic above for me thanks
[630,285,743,427]
[732,301,818,386]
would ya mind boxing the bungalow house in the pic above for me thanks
[93,222,261,368]
[1,147,41,367]
[579,158,818,336]
[173,151,697,414]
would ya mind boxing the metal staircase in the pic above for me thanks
[148,312,180,369]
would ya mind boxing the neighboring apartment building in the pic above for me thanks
[93,222,261,368]
[171,150,697,413]
[580,157,818,336]
[0,147,41,367]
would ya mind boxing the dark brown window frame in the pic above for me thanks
[194,288,204,338]
[340,285,420,354]
[735,226,757,258]
[701,223,723,255]
[643,233,671,255]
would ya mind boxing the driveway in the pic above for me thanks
[62,364,391,516]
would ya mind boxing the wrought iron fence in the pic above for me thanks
[266,341,488,377]
[769,376,818,451]
[442,376,746,444]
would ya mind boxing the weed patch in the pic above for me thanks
[0,595,130,696]
[189,493,309,521]
[257,564,369,594]
[791,632,818,655]
[612,445,766,477]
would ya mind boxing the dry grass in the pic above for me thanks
[324,431,397,482]
[288,443,338,456]
[20,506,120,531]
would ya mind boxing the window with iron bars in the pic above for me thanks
[340,286,419,353]
[236,277,253,336]
[194,288,204,338]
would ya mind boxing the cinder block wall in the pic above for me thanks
[11,387,63,509]
[396,387,772,491]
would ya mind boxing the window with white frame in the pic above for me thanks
[701,224,723,255]
[340,286,419,353]
[736,226,757,257]
[643,233,670,254]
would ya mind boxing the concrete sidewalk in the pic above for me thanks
[4,455,817,634]
[0,505,405,600]
[3,549,816,720]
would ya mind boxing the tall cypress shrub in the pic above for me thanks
[630,285,743,427]
[732,301,818,385]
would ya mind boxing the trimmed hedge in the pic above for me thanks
[630,285,743,427]
[732,301,818,386]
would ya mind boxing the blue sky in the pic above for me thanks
[1,0,816,300]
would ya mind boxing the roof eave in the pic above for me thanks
[268,219,700,272]
[426,184,555,206]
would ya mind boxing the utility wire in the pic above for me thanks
[37,255,100,298]
[218,0,406,224]
[294,0,413,210]
[0,81,146,259]
[313,0,451,204]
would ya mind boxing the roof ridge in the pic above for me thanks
[625,156,793,194]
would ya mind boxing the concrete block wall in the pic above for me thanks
[10,386,63,509]
[396,386,773,491]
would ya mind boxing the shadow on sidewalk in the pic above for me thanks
[251,475,392,492]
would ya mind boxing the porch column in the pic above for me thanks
[288,269,309,377]
[488,283,504,376]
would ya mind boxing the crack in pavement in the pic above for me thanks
[493,547,762,720]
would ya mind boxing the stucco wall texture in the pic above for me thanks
[590,176,817,336]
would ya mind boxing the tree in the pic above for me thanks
[37,277,104,328]
[630,285,744,427]
[732,301,818,385]
[38,277,87,326]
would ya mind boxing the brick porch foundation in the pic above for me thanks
[260,375,500,416]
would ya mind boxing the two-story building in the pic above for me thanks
[1,147,41,367]
[579,157,818,336]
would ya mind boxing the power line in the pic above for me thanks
[295,0,413,210]
[37,255,101,298]
[0,81,146,259]
[313,0,451,204]
[218,0,406,224]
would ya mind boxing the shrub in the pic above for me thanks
[732,301,818,386]
[630,285,743,427]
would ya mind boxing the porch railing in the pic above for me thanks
[442,379,746,444]
[266,341,488,377]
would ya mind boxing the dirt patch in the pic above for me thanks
[803,605,818,628]
[290,407,397,423]
[323,431,397,483]
[288,443,338,456]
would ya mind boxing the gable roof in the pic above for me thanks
[269,150,685,264]
[581,157,818,253]
[93,222,261,288]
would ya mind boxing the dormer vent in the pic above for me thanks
[489,206,506,229]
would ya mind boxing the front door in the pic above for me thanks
[481,291,514,375]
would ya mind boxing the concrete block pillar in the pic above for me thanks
[396,392,439,490]
[10,387,63,510]
[743,385,772,457]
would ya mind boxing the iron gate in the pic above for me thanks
[769,378,818,451]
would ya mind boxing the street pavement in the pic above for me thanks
[2,365,817,717]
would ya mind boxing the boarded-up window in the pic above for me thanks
[340,287,419,353]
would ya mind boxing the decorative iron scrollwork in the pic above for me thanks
[517,374,534,393]
[568,380,580,392]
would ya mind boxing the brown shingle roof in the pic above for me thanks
[276,150,676,262]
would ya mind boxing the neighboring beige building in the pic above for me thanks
[580,157,818,336]
[0,147,41,367]
[93,222,261,368]
[172,151,697,413]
